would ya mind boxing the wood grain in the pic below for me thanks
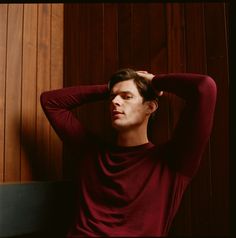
[21,4,37,181]
[5,4,23,181]
[0,4,8,182]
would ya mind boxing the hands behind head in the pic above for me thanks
[136,71,163,97]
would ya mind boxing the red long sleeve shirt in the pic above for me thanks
[40,73,217,237]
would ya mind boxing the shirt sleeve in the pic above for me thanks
[40,84,109,148]
[151,73,217,178]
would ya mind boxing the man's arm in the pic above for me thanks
[40,84,109,147]
[138,72,217,178]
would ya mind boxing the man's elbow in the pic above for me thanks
[198,75,217,99]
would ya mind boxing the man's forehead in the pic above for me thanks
[111,80,138,93]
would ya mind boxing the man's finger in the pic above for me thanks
[136,71,148,74]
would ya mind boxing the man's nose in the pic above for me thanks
[112,95,122,106]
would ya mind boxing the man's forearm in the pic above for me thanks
[40,84,109,144]
[40,84,109,111]
[151,73,217,101]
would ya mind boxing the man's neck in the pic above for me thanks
[116,125,149,147]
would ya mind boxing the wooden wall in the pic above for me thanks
[64,3,229,236]
[0,4,63,182]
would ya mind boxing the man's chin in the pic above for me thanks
[111,122,127,131]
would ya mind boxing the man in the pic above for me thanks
[40,68,217,237]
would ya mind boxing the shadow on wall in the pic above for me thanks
[19,115,62,181]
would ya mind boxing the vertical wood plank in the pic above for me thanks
[63,4,73,86]
[132,3,150,70]
[36,3,51,179]
[0,4,8,182]
[87,4,104,85]
[117,3,132,68]
[65,4,81,86]
[50,3,63,179]
[104,3,118,78]
[204,2,229,235]
[185,3,207,74]
[21,4,37,181]
[166,3,186,73]
[5,4,23,182]
[149,3,167,74]
[77,3,89,85]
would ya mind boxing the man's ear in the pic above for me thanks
[146,101,158,115]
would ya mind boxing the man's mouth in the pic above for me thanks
[112,110,124,117]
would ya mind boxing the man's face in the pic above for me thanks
[109,79,150,131]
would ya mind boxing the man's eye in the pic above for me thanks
[123,95,133,99]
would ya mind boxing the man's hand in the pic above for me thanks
[136,71,163,97]
[136,71,155,81]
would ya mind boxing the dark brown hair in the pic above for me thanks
[108,68,159,103]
